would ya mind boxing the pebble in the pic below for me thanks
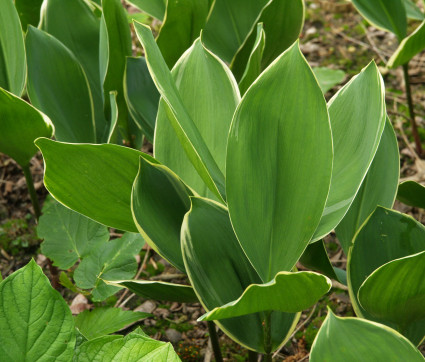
[165,328,182,343]
[135,300,156,314]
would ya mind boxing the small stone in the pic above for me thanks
[135,300,156,314]
[165,328,182,343]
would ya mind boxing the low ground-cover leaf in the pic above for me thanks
[227,41,333,282]
[75,329,180,361]
[0,88,53,167]
[182,197,299,353]
[310,310,424,361]
[397,180,425,208]
[0,0,26,96]
[113,280,198,303]
[26,27,96,143]
[36,138,157,232]
[154,36,240,200]
[124,57,159,142]
[38,200,110,269]
[200,271,331,321]
[358,250,425,344]
[74,232,144,301]
[0,260,75,361]
[336,119,399,253]
[134,23,227,201]
[75,307,150,340]
[132,157,192,272]
[312,67,345,93]
[312,62,386,241]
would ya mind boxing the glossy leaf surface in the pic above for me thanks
[397,180,425,208]
[310,310,424,362]
[134,23,227,200]
[336,119,399,253]
[227,42,333,282]
[313,62,386,241]
[36,138,157,232]
[75,307,150,340]
[182,197,298,353]
[0,0,26,96]
[26,27,95,143]
[0,260,75,360]
[0,88,53,167]
[312,67,345,94]
[38,200,110,269]
[155,37,240,200]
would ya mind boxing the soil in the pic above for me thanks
[1,0,425,360]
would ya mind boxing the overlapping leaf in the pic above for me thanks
[397,180,425,208]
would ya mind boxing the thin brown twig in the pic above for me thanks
[359,23,388,64]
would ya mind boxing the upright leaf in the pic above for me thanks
[403,0,424,21]
[125,0,166,20]
[312,62,386,241]
[14,0,44,30]
[397,180,425,208]
[226,41,333,282]
[0,0,26,96]
[26,27,96,143]
[0,260,75,360]
[0,88,53,167]
[336,119,399,253]
[154,37,240,199]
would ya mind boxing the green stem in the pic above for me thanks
[402,62,423,157]
[207,321,223,362]
[248,350,258,362]
[263,312,272,362]
[22,164,41,220]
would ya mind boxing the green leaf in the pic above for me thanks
[131,157,192,272]
[202,0,269,63]
[358,250,425,344]
[154,36,240,200]
[124,56,159,142]
[74,232,144,301]
[26,26,96,143]
[35,138,157,232]
[40,0,107,141]
[75,307,150,340]
[100,0,132,143]
[336,119,399,253]
[0,260,75,360]
[397,180,425,208]
[200,271,330,321]
[351,0,407,40]
[312,67,345,94]
[0,87,53,167]
[347,207,425,330]
[388,20,425,68]
[403,0,424,21]
[106,91,119,143]
[226,41,333,282]
[134,23,227,201]
[14,0,44,30]
[125,0,166,19]
[38,200,110,270]
[238,23,266,95]
[113,280,198,303]
[310,310,424,362]
[156,0,210,68]
[181,197,299,353]
[75,329,181,361]
[312,62,386,241]
[0,0,26,96]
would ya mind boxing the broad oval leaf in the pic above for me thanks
[35,138,157,232]
[200,271,331,321]
[0,260,75,360]
[312,62,386,241]
[155,37,240,200]
[226,41,333,282]
[181,197,299,353]
[358,251,425,345]
[26,26,96,143]
[134,23,226,201]
[0,0,26,96]
[312,67,345,94]
[397,180,425,208]
[351,0,407,40]
[336,119,399,253]
[38,200,110,270]
[0,88,53,167]
[310,310,425,362]
[403,0,425,21]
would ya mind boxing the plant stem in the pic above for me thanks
[402,62,423,157]
[248,350,258,362]
[263,312,272,362]
[22,164,41,220]
[207,321,223,362]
